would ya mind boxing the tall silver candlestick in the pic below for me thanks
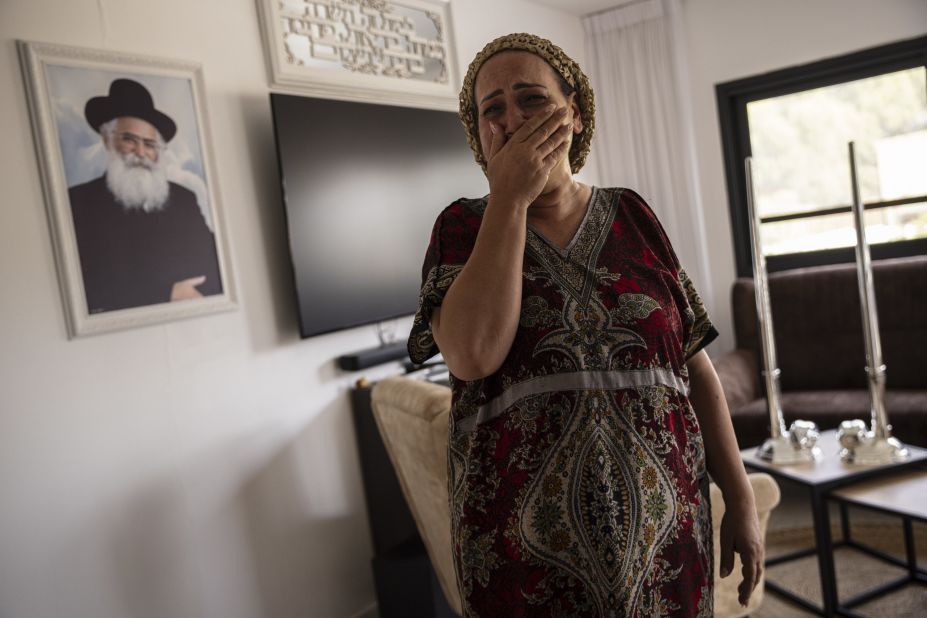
[837,142,909,464]
[746,157,821,463]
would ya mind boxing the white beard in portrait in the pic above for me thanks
[101,119,170,213]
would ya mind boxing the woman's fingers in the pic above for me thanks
[494,104,568,162]
[509,104,558,144]
[736,540,764,606]
[522,107,570,148]
[539,124,571,159]
[738,554,757,606]
[488,121,505,159]
[541,134,570,169]
[719,521,735,579]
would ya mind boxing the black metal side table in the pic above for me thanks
[827,469,927,617]
[740,430,927,617]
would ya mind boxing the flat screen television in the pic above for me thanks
[270,93,486,338]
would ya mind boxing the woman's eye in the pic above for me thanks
[524,94,547,104]
[481,105,500,116]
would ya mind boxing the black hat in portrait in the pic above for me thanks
[84,78,177,142]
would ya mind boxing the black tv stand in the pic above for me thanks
[350,384,457,617]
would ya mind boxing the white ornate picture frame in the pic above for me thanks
[257,0,459,110]
[18,40,238,338]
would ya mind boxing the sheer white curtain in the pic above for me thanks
[583,0,714,307]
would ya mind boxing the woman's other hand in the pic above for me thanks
[485,104,572,208]
[718,500,764,607]
[687,350,765,607]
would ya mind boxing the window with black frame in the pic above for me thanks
[717,35,927,277]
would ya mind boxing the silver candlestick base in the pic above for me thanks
[836,419,910,464]
[757,420,823,464]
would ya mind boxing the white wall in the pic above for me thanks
[679,0,927,352]
[0,1,587,618]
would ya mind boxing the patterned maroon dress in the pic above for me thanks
[408,187,719,617]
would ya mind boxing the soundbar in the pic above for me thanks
[338,341,410,371]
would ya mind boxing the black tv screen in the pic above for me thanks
[270,93,486,338]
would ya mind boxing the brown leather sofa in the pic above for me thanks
[713,255,927,449]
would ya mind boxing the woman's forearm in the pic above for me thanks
[431,196,528,380]
[686,350,755,511]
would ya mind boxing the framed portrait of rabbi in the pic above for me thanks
[18,41,236,337]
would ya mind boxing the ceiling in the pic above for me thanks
[522,0,636,17]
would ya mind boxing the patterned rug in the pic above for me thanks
[752,483,927,618]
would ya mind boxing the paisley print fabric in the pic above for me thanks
[408,187,719,617]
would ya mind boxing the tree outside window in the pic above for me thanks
[747,67,927,256]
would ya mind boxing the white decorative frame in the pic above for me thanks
[256,0,459,110]
[18,40,237,338]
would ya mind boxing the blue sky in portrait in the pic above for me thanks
[46,64,214,228]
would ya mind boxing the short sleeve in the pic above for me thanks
[677,267,719,360]
[624,189,719,361]
[407,202,478,364]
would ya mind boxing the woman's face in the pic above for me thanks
[473,51,582,166]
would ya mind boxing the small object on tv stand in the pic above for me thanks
[338,341,409,371]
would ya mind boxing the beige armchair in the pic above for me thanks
[371,376,781,617]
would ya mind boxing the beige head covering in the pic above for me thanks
[459,32,595,174]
